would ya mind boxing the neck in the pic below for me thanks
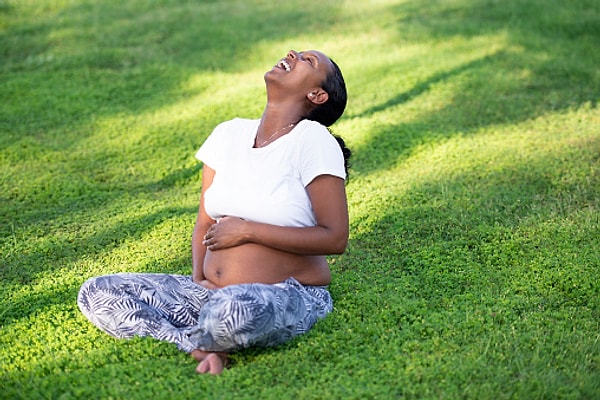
[261,100,304,124]
[256,102,303,139]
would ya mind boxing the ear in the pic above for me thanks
[307,88,329,105]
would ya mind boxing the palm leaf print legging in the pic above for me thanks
[77,273,333,353]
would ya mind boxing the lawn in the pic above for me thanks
[1,0,599,398]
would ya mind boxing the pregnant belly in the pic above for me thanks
[203,243,331,287]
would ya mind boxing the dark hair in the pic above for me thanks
[304,57,351,180]
[331,132,352,179]
[305,58,347,127]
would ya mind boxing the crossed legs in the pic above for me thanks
[78,274,332,376]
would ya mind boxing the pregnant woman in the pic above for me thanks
[78,49,351,375]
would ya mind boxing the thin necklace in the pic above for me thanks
[254,122,297,148]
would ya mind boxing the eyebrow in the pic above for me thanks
[299,51,324,68]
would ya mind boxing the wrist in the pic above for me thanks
[241,219,254,244]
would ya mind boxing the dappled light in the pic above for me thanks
[1,0,599,398]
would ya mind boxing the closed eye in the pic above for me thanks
[300,52,317,66]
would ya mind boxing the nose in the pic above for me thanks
[287,50,298,59]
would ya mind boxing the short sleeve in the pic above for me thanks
[298,122,346,186]
[195,121,229,170]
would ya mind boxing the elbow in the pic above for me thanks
[329,234,348,254]
[331,246,346,255]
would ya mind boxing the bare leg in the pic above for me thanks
[191,350,229,375]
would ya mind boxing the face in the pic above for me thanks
[265,50,333,98]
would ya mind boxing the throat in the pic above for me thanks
[254,121,298,148]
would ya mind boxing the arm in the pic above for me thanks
[191,165,217,283]
[203,174,349,255]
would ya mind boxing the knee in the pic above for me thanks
[77,276,98,312]
[77,275,115,311]
[78,276,94,300]
[187,288,276,351]
[187,285,307,352]
[213,289,276,334]
[78,275,103,296]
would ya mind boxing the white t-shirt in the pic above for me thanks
[195,118,346,227]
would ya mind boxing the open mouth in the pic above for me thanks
[277,59,291,72]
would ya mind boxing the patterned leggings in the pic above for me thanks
[77,273,333,353]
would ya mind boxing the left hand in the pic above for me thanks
[202,216,248,251]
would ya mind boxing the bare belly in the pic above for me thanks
[203,243,331,288]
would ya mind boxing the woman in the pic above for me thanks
[78,49,350,375]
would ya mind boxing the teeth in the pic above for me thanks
[279,59,291,72]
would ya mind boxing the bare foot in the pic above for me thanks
[190,349,210,361]
[190,350,229,375]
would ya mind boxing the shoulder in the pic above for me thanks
[214,118,257,133]
[207,118,258,145]
[197,118,257,163]
[295,120,346,184]
[297,119,342,151]
[299,119,330,135]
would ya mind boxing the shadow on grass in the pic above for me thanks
[0,0,342,318]
[3,126,598,399]
[1,1,599,394]
[0,3,357,359]
[351,0,599,176]
[0,205,196,326]
[355,51,502,119]
[0,0,342,138]
[340,0,600,313]
[336,131,599,322]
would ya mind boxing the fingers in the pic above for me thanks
[203,222,224,250]
[201,217,242,250]
[202,225,216,248]
[202,234,215,248]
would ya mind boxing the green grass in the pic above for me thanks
[1,0,599,398]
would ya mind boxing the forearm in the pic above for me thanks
[243,220,348,255]
[241,176,349,254]
[201,176,349,256]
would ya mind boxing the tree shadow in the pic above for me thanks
[0,0,342,143]
[0,0,339,279]
[355,52,503,119]
[333,132,600,328]
[0,0,350,332]
[350,0,599,176]
[1,1,599,387]
[0,205,196,325]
